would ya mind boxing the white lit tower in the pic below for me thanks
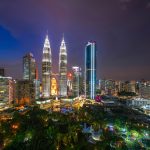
[59,36,67,96]
[42,34,52,98]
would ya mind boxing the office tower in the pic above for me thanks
[0,76,14,107]
[105,79,115,95]
[59,36,67,96]
[23,53,36,80]
[139,82,150,99]
[16,80,35,105]
[85,41,96,99]
[34,67,40,100]
[0,68,5,76]
[72,66,81,97]
[42,34,52,98]
[67,72,73,96]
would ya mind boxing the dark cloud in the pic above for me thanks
[0,0,150,80]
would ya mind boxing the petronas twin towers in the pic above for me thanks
[42,34,67,98]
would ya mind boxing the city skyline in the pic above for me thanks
[0,0,150,80]
[0,1,150,149]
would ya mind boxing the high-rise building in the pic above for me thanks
[42,34,52,98]
[59,36,67,97]
[23,53,36,80]
[0,68,5,76]
[16,80,35,105]
[0,76,14,107]
[72,66,81,97]
[85,41,96,99]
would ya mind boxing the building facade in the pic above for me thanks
[139,82,150,99]
[51,77,58,96]
[0,76,14,107]
[42,34,52,98]
[16,80,35,105]
[23,53,36,80]
[85,42,96,99]
[72,66,82,97]
[67,72,73,96]
[59,37,67,97]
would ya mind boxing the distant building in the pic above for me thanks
[105,79,115,95]
[0,76,14,107]
[51,77,58,96]
[72,66,81,97]
[0,68,5,76]
[67,72,73,96]
[34,67,40,100]
[42,34,52,98]
[126,98,150,107]
[59,36,67,97]
[139,82,150,99]
[85,42,96,99]
[100,79,106,95]
[23,53,40,100]
[16,80,35,105]
[34,79,40,100]
[23,53,36,81]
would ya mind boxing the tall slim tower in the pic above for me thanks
[59,36,67,96]
[42,34,52,98]
[85,41,96,99]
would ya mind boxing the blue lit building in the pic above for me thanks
[85,42,96,99]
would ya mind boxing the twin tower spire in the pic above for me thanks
[42,34,67,98]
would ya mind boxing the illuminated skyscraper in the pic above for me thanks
[23,53,36,80]
[42,34,52,98]
[0,76,14,107]
[85,42,96,99]
[59,36,67,96]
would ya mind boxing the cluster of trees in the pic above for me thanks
[0,105,148,149]
[0,107,87,150]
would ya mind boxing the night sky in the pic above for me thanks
[0,0,150,80]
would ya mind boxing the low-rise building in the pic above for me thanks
[126,98,150,107]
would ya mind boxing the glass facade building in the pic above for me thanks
[72,66,81,97]
[23,53,36,81]
[85,42,96,99]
